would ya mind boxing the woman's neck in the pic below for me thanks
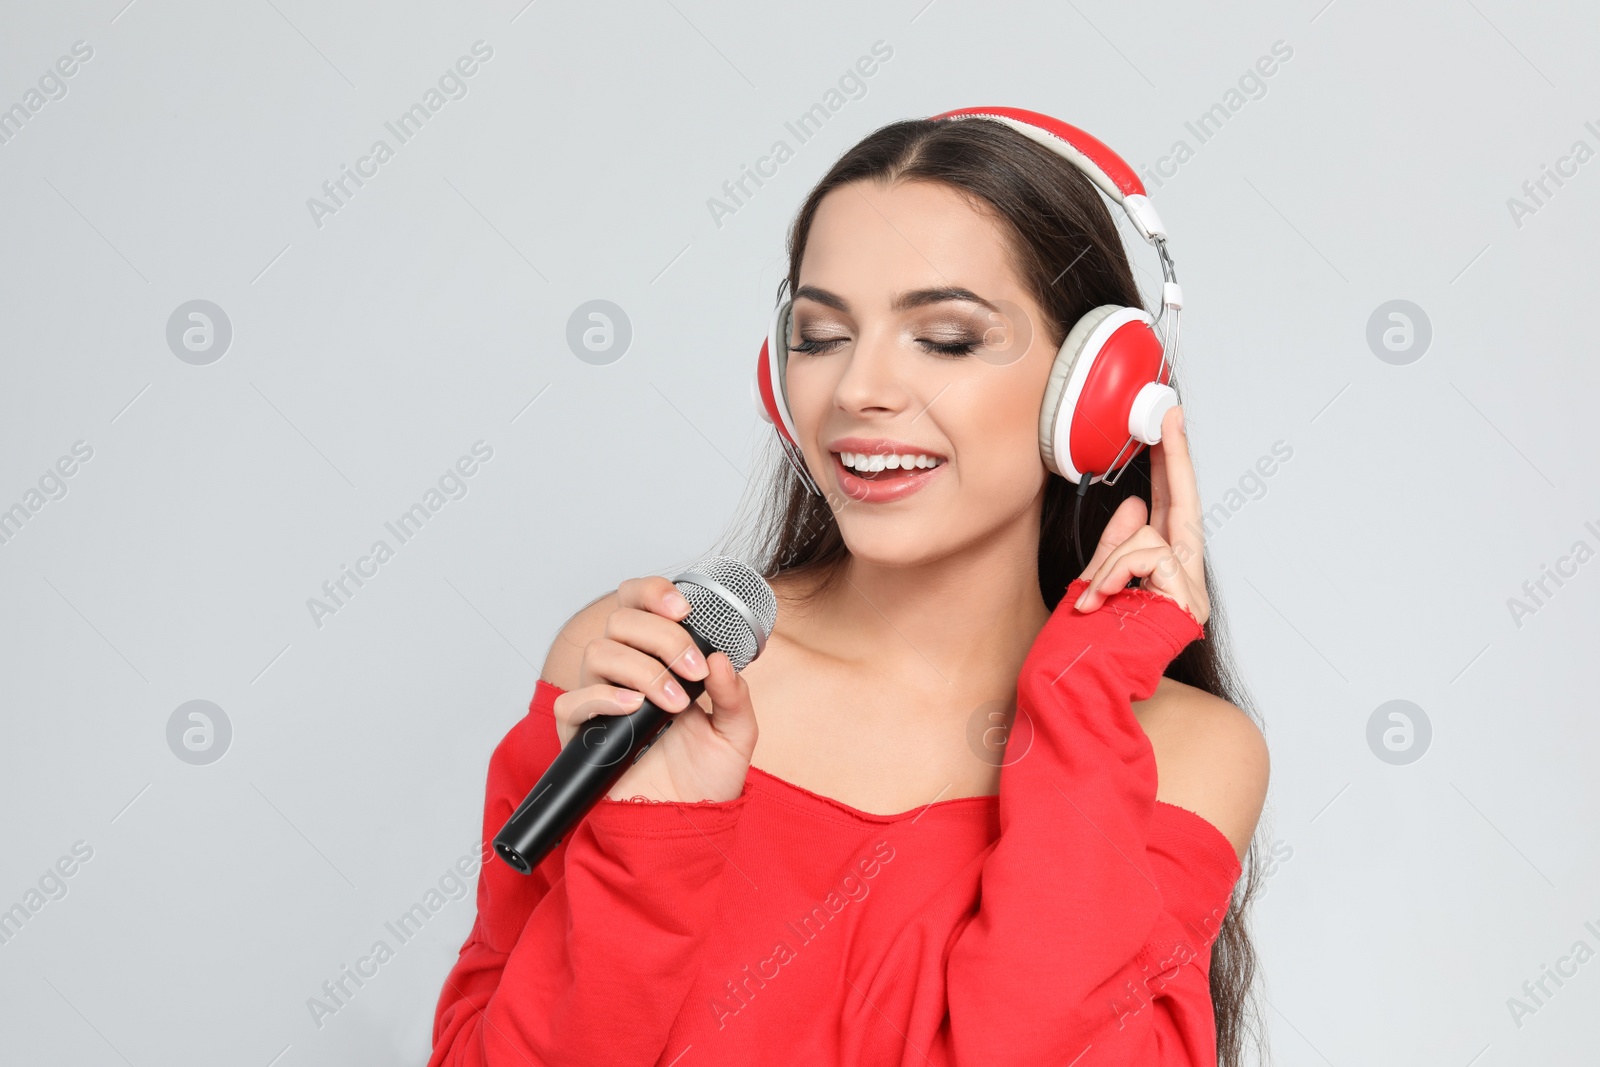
[796,521,1052,690]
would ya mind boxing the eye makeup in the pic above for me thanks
[790,313,990,358]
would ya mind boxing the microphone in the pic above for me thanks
[492,555,778,875]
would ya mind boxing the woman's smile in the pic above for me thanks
[826,435,949,502]
[829,449,948,502]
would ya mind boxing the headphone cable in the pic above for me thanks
[1071,473,1094,575]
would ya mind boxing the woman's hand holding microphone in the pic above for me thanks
[552,576,759,804]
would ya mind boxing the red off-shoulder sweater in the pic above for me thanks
[429,577,1242,1066]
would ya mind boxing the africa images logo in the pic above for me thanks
[708,839,895,1029]
[305,41,494,229]
[705,40,894,229]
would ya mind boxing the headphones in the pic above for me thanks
[751,106,1183,497]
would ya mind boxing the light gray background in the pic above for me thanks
[1,0,1595,1064]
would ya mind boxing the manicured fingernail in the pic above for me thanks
[663,680,685,707]
[615,689,643,708]
[1074,592,1088,610]
[667,593,691,616]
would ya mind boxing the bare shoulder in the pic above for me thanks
[538,589,620,692]
[1138,678,1270,862]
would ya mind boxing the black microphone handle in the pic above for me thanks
[491,629,718,875]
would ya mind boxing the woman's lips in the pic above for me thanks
[831,453,947,503]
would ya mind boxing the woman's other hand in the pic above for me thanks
[1071,405,1210,627]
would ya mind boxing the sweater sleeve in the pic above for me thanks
[429,680,750,1067]
[934,577,1240,1066]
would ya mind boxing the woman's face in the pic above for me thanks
[787,178,1058,569]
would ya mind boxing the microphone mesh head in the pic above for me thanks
[671,556,777,671]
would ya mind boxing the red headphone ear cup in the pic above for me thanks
[1040,305,1118,481]
[753,339,778,426]
[1039,305,1165,483]
[756,301,799,444]
[754,300,825,497]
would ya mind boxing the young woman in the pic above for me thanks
[431,111,1271,1066]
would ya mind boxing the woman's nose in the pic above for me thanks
[831,326,909,415]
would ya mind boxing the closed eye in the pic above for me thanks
[791,337,980,357]
[917,339,978,356]
[790,336,847,355]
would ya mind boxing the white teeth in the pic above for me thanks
[836,451,944,472]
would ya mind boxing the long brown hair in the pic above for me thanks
[712,116,1269,1066]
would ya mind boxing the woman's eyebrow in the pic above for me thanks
[792,285,998,313]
